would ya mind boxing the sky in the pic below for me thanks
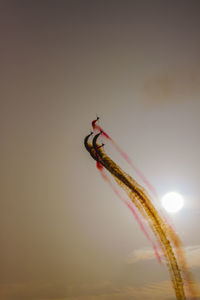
[1,1,200,299]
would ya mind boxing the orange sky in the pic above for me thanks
[1,1,200,299]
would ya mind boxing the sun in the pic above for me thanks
[161,192,184,213]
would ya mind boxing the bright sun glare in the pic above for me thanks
[161,192,184,213]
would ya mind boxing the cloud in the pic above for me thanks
[127,248,159,264]
[0,280,176,300]
[1,246,200,300]
[1,278,200,300]
[186,245,200,268]
[127,245,200,269]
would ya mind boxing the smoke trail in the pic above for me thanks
[84,133,162,263]
[92,132,186,300]
[84,129,198,300]
[96,162,162,264]
[92,118,158,198]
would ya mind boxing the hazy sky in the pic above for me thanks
[1,1,200,299]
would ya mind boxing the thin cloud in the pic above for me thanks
[127,245,200,269]
[127,248,159,264]
[1,248,200,300]
[186,245,200,268]
[0,280,176,300]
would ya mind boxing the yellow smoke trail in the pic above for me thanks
[84,132,198,300]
